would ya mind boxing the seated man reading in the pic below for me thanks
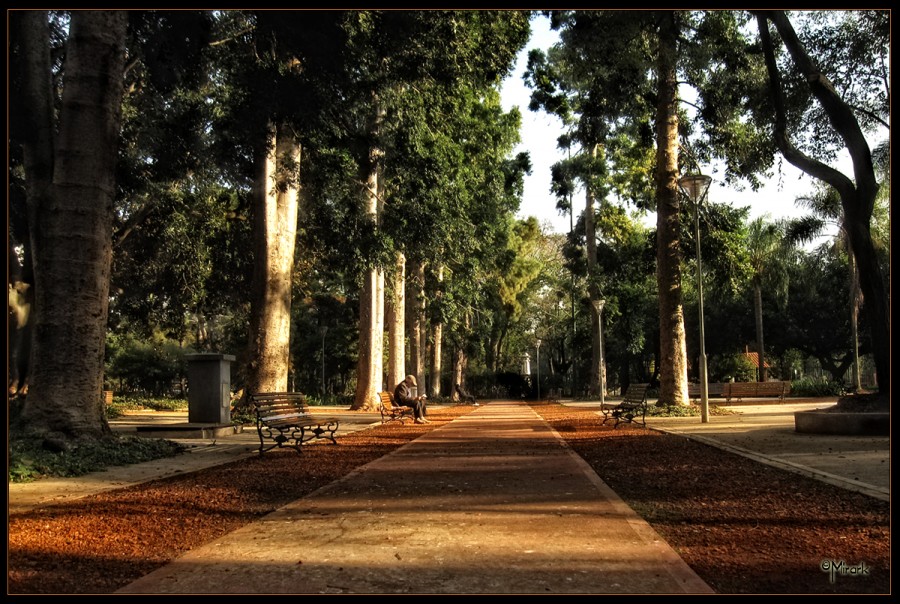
[394,374,429,424]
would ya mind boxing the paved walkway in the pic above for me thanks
[115,400,713,594]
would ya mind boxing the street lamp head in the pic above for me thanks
[536,339,542,348]
[678,173,712,205]
[591,299,605,312]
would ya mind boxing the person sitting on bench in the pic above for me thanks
[455,383,475,404]
[394,374,429,424]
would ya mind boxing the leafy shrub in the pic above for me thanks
[9,434,186,483]
[105,332,189,396]
[789,377,844,397]
[712,353,757,383]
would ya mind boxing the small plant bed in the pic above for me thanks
[8,434,186,484]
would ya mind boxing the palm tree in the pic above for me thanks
[744,216,793,382]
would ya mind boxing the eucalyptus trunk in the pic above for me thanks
[352,159,385,410]
[654,12,689,406]
[386,251,406,391]
[244,122,300,397]
[18,11,128,440]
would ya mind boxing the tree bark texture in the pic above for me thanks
[352,113,385,410]
[654,12,689,406]
[245,122,301,396]
[19,11,128,439]
[386,251,406,392]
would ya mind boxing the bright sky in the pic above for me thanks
[500,14,843,242]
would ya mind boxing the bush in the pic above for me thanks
[105,332,190,397]
[8,434,186,483]
[712,353,757,383]
[789,377,844,397]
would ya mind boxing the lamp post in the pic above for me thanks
[536,339,542,400]
[318,326,328,400]
[678,173,712,423]
[591,299,606,406]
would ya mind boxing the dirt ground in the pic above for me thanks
[7,403,890,595]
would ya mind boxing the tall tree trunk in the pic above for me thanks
[386,252,406,391]
[584,145,602,397]
[654,12,689,406]
[848,252,861,390]
[18,11,128,440]
[408,260,427,393]
[451,347,465,401]
[429,264,444,398]
[244,122,301,397]
[352,106,385,410]
[753,283,767,381]
[759,10,890,397]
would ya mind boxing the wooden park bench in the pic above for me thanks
[379,391,415,424]
[600,383,650,428]
[687,382,727,403]
[249,392,340,455]
[723,380,790,404]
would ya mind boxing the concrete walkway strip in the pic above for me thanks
[117,400,713,595]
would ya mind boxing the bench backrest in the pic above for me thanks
[622,383,649,405]
[250,392,309,418]
[725,381,788,396]
[379,391,395,410]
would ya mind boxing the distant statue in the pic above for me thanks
[455,383,475,404]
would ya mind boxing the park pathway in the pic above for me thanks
[117,399,712,594]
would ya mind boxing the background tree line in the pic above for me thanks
[8,10,889,446]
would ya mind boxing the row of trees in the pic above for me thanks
[524,9,889,405]
[8,10,889,446]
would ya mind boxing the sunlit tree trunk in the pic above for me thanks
[352,105,385,410]
[654,12,689,406]
[408,260,427,393]
[386,251,406,392]
[451,347,465,401]
[245,122,301,396]
[18,11,128,440]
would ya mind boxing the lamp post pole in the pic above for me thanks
[591,299,606,406]
[678,174,712,424]
[536,339,542,401]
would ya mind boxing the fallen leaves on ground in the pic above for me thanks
[7,403,890,595]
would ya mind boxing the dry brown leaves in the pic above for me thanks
[7,403,890,595]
